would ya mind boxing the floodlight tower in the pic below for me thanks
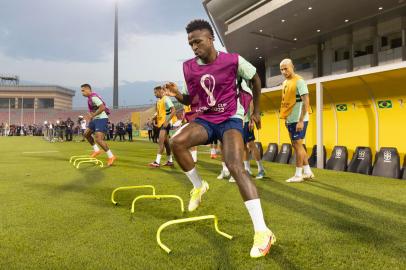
[113,0,119,109]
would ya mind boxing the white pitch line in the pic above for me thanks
[22,150,60,154]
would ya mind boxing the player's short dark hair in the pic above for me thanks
[186,19,214,37]
[154,86,162,91]
[81,83,92,89]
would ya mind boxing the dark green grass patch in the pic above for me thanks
[0,137,405,269]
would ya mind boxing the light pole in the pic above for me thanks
[113,0,119,109]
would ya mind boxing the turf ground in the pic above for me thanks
[0,136,405,270]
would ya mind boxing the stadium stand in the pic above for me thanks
[262,143,278,162]
[308,145,326,168]
[275,143,292,164]
[372,147,401,179]
[348,147,373,175]
[289,144,307,165]
[326,146,348,171]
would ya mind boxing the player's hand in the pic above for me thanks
[251,112,261,130]
[85,113,93,122]
[296,121,304,132]
[163,82,179,97]
[163,121,168,128]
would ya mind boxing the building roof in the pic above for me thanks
[0,85,75,97]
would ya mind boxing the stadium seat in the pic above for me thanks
[372,147,401,179]
[289,144,307,165]
[275,143,292,164]
[402,156,406,180]
[262,143,278,162]
[308,145,326,168]
[326,146,348,171]
[255,142,263,159]
[348,147,373,175]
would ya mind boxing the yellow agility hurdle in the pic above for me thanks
[69,155,90,163]
[75,158,103,169]
[111,185,156,205]
[131,195,184,214]
[156,215,233,254]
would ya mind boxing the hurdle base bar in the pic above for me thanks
[156,215,233,254]
[75,158,103,169]
[131,195,184,214]
[111,185,156,205]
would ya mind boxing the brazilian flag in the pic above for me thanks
[377,100,392,109]
[336,104,347,112]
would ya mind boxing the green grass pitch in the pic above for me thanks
[0,137,405,269]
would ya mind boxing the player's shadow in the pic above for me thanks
[307,181,406,216]
[258,183,404,259]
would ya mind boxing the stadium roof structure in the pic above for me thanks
[203,0,406,65]
[0,85,75,97]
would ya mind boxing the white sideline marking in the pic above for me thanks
[22,151,60,154]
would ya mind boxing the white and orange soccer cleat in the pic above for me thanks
[250,228,276,258]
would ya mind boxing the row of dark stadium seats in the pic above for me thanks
[256,143,406,180]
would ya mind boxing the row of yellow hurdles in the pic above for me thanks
[69,155,232,253]
[111,185,233,254]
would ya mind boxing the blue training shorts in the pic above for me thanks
[88,118,108,133]
[243,121,255,144]
[286,121,308,141]
[193,118,243,145]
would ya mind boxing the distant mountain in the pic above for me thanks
[20,80,178,108]
[72,81,166,108]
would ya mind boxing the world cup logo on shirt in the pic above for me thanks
[200,74,216,107]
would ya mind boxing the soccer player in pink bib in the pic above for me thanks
[164,19,275,258]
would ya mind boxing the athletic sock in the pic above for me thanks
[295,167,303,177]
[222,162,229,173]
[93,144,100,152]
[155,154,162,164]
[191,150,197,162]
[185,167,203,189]
[244,199,267,232]
[210,148,216,155]
[106,150,113,158]
[167,155,173,162]
[303,165,312,174]
[256,160,264,172]
[244,160,250,171]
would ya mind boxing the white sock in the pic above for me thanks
[244,160,250,171]
[244,199,267,232]
[210,148,216,155]
[222,162,229,173]
[185,167,203,189]
[106,150,113,158]
[92,144,100,152]
[295,167,303,177]
[303,165,312,174]
[167,155,173,162]
[256,160,264,172]
[155,154,162,164]
[191,150,197,162]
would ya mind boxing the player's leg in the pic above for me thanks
[150,128,167,167]
[217,143,230,180]
[221,126,275,258]
[170,121,210,211]
[247,141,266,179]
[163,128,174,166]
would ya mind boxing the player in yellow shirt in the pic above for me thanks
[149,86,176,167]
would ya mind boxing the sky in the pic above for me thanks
[0,0,225,107]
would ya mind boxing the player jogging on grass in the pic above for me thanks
[149,86,176,167]
[80,84,116,166]
[164,19,275,258]
[279,59,314,182]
